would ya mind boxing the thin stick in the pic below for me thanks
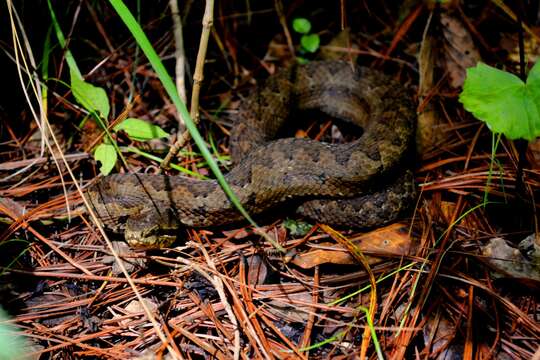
[274,0,295,57]
[169,0,187,107]
[161,0,214,169]
[515,0,531,230]
[190,0,213,125]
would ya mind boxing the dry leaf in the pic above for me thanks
[124,298,158,314]
[481,237,540,284]
[102,240,145,275]
[417,12,445,154]
[246,254,269,285]
[501,27,540,64]
[440,12,481,88]
[320,28,358,62]
[423,315,461,360]
[289,223,413,269]
[527,138,540,169]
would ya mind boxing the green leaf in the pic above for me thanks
[70,69,110,119]
[459,62,540,141]
[283,218,312,236]
[94,143,117,175]
[296,56,309,65]
[113,118,169,141]
[0,308,30,359]
[301,34,320,53]
[292,18,311,34]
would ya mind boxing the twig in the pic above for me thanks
[161,0,214,169]
[274,0,295,57]
[169,0,187,110]
[515,0,531,230]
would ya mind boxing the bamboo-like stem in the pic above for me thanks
[190,0,213,124]
[161,0,214,169]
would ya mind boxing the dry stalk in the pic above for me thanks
[274,0,295,57]
[161,0,214,169]
[169,0,187,108]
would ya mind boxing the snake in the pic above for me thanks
[87,61,416,248]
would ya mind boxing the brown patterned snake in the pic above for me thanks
[87,61,416,248]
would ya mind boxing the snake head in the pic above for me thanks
[124,209,179,248]
[86,176,182,248]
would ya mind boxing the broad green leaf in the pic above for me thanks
[301,34,320,53]
[114,118,169,141]
[292,18,311,34]
[70,69,110,119]
[94,143,117,175]
[459,62,540,141]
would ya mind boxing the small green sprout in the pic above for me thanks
[292,17,320,62]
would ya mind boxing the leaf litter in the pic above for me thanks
[0,1,539,359]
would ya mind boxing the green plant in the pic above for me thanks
[459,61,539,207]
[292,17,320,62]
[48,0,169,175]
[459,61,540,141]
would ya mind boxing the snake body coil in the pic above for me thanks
[87,61,416,247]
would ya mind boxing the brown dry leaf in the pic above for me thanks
[289,223,413,269]
[288,242,356,268]
[320,28,358,62]
[481,237,540,285]
[417,12,445,155]
[423,314,461,360]
[112,298,158,328]
[102,240,146,275]
[264,33,291,62]
[246,254,268,285]
[527,138,540,169]
[440,12,481,88]
[433,200,477,229]
[124,298,158,314]
[26,123,67,156]
[500,26,540,64]
[264,291,313,323]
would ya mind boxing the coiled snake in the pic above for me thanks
[87,61,416,248]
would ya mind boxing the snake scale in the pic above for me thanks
[87,61,416,248]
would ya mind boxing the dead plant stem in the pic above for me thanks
[169,0,187,107]
[161,0,214,169]
[274,0,295,56]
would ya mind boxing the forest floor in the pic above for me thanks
[0,1,539,359]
